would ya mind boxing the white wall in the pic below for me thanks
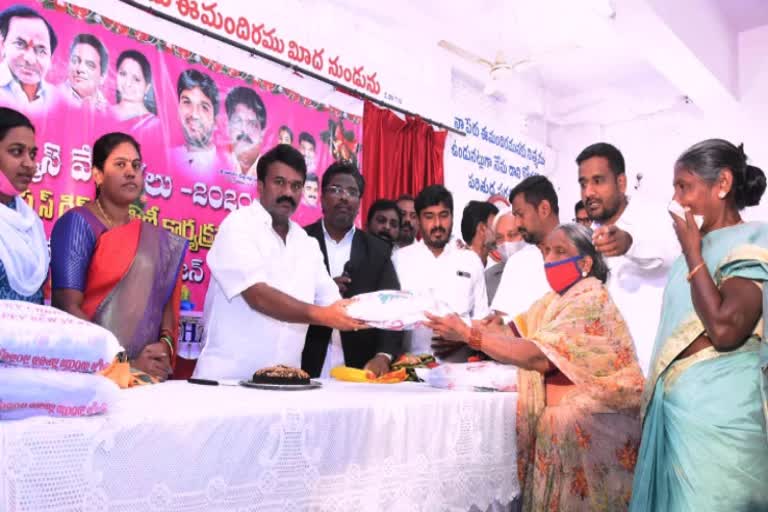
[547,23,768,224]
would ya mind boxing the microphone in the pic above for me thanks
[341,261,355,298]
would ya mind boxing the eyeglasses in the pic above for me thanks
[324,185,361,199]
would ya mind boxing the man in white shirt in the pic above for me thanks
[392,185,489,361]
[460,200,499,268]
[62,33,108,110]
[485,208,525,304]
[576,142,677,375]
[302,163,402,378]
[194,145,365,380]
[490,176,560,324]
[0,6,58,111]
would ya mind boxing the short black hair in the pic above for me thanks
[256,144,306,182]
[70,33,108,75]
[321,161,365,196]
[305,172,318,184]
[509,175,559,215]
[460,201,499,244]
[574,200,585,216]
[177,69,219,116]
[367,199,402,226]
[298,131,315,148]
[397,193,415,203]
[225,86,266,130]
[0,106,33,140]
[92,132,141,170]
[415,185,453,215]
[576,142,625,176]
[0,5,57,54]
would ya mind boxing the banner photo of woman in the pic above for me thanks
[0,1,362,312]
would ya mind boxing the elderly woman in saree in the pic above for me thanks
[629,140,768,511]
[427,223,644,511]
[0,107,48,303]
[50,132,187,382]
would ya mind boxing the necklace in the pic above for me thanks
[95,198,114,228]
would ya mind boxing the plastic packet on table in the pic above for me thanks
[424,361,518,392]
[0,300,122,373]
[345,290,468,330]
[0,365,120,420]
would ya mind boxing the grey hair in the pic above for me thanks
[676,139,766,210]
[554,223,609,283]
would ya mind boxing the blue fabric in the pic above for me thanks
[50,208,98,291]
[631,222,768,511]
[0,199,43,304]
[631,349,768,512]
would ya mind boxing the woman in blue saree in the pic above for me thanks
[630,139,768,511]
[50,133,187,382]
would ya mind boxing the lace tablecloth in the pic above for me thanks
[0,380,519,511]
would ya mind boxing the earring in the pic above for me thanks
[582,271,588,277]
[718,191,727,199]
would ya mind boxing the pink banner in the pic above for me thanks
[0,0,362,312]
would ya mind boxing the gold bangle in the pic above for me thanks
[687,262,706,282]
[159,335,174,357]
[468,327,483,351]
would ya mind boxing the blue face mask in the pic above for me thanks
[544,255,584,294]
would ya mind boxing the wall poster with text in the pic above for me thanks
[0,0,363,345]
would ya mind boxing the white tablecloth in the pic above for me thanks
[0,380,519,512]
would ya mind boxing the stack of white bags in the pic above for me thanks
[0,300,122,420]
[421,361,518,392]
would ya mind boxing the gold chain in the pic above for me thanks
[95,198,114,228]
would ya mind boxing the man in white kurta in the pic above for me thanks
[490,176,561,323]
[577,143,677,375]
[392,186,489,360]
[194,145,361,380]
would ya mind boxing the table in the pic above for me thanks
[1,380,519,512]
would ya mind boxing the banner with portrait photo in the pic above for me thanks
[0,0,363,316]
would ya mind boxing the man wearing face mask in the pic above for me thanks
[485,208,525,303]
[576,142,676,375]
[393,185,489,361]
[491,176,559,323]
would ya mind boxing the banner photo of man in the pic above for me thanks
[0,1,363,315]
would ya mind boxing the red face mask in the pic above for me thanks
[544,255,583,294]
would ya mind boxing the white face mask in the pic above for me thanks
[499,240,526,262]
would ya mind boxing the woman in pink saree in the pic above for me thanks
[428,224,644,511]
[50,132,187,382]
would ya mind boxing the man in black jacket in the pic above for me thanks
[301,162,402,377]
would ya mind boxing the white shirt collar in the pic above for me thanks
[321,220,355,246]
[252,200,302,241]
[0,62,52,104]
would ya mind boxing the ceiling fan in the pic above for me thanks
[438,40,532,95]
[438,39,583,96]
